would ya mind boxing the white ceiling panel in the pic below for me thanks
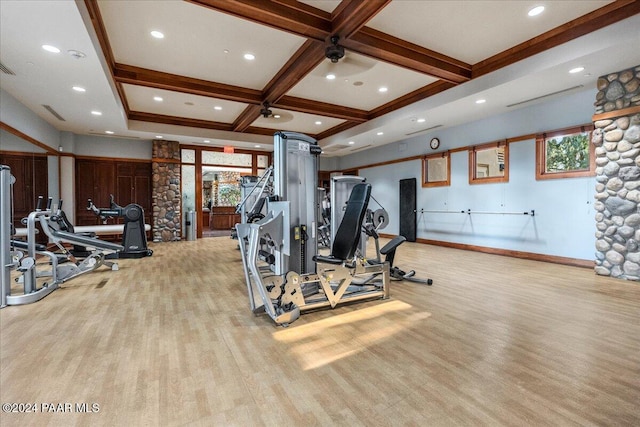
[97,0,307,89]
[288,52,438,110]
[123,84,247,123]
[367,1,613,64]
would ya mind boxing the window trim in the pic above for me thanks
[535,125,595,180]
[422,151,451,187]
[468,141,509,185]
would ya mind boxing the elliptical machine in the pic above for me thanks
[87,195,152,259]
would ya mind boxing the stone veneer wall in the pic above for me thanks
[593,65,640,279]
[152,140,182,242]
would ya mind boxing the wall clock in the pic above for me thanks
[430,137,440,150]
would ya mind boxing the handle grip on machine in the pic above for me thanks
[87,197,122,220]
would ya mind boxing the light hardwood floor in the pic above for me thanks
[1,237,639,426]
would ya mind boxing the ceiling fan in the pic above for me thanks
[259,101,294,123]
[316,35,376,78]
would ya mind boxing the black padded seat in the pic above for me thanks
[380,236,406,255]
[314,183,371,265]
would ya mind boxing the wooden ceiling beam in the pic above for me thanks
[330,0,391,40]
[342,28,471,84]
[245,126,293,137]
[315,121,360,141]
[113,64,263,104]
[233,104,263,132]
[369,81,457,119]
[185,0,331,41]
[128,111,234,132]
[473,0,640,78]
[275,96,368,122]
[187,0,471,84]
[84,0,116,69]
[227,40,326,130]
[262,40,326,104]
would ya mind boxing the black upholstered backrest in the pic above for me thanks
[331,183,371,260]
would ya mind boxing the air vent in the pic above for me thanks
[323,144,349,152]
[507,85,584,108]
[350,144,372,152]
[42,105,66,121]
[405,124,442,136]
[0,61,16,75]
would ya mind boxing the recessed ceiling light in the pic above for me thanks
[569,67,585,74]
[417,118,426,123]
[244,53,255,60]
[214,106,222,110]
[184,102,194,106]
[91,110,102,116]
[475,99,486,104]
[223,49,229,54]
[255,145,261,148]
[72,86,86,92]
[153,96,163,102]
[105,131,114,134]
[273,114,281,119]
[326,73,336,80]
[155,135,163,139]
[353,81,363,86]
[315,121,322,125]
[150,30,164,39]
[204,139,210,143]
[377,132,384,136]
[348,141,355,145]
[378,86,388,93]
[42,44,60,53]
[528,6,544,17]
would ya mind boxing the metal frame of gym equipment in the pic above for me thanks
[1,167,59,307]
[2,165,125,308]
[237,132,390,326]
[236,166,273,224]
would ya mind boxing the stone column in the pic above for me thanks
[152,140,182,242]
[593,65,640,279]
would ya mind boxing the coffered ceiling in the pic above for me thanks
[1,1,640,155]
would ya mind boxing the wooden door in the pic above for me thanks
[0,153,49,243]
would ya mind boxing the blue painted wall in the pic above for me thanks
[350,88,596,261]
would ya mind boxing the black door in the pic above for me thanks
[399,178,416,242]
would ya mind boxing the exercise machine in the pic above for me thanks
[87,195,152,258]
[1,184,123,307]
[237,132,390,325]
[363,219,433,285]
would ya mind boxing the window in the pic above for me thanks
[469,141,509,184]
[536,125,594,180]
[422,152,450,187]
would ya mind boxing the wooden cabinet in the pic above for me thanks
[210,206,240,230]
[202,209,210,229]
[75,159,151,228]
[0,153,48,243]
